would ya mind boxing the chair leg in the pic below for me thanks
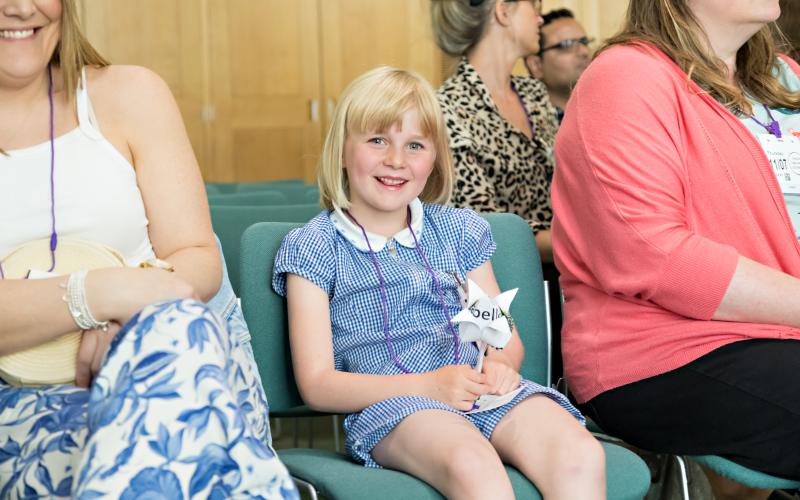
[292,476,319,500]
[674,455,691,500]
[332,414,341,452]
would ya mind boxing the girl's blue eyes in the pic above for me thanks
[366,137,426,150]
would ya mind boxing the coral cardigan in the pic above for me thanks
[551,42,800,403]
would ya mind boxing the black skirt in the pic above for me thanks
[581,339,800,479]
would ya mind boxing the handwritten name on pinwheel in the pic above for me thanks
[450,279,518,349]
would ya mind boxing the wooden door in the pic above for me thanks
[319,0,443,126]
[206,0,322,182]
[79,0,210,177]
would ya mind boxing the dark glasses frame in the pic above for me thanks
[539,36,595,54]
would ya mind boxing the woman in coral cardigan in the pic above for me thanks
[551,0,800,498]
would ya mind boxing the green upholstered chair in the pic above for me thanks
[205,179,306,194]
[689,456,800,491]
[210,204,323,296]
[208,191,288,206]
[240,213,651,500]
[236,182,319,202]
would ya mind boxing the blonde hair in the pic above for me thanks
[431,0,497,56]
[602,0,800,113]
[1,0,107,156]
[55,0,110,98]
[318,66,454,210]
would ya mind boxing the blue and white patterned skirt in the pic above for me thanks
[0,299,298,499]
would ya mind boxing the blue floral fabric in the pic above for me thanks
[0,299,298,499]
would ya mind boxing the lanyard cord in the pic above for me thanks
[510,81,535,139]
[750,103,783,139]
[345,207,462,373]
[0,65,57,279]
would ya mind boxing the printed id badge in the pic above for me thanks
[757,133,800,195]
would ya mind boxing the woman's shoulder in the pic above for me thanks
[84,65,172,108]
[586,43,680,83]
[511,74,550,102]
[572,42,686,109]
[83,65,181,145]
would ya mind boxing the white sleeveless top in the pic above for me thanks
[0,69,155,265]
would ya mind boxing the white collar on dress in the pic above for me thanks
[329,198,425,252]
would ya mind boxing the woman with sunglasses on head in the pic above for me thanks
[552,0,800,498]
[432,0,557,264]
[0,0,296,497]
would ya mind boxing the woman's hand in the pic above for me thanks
[85,267,197,325]
[482,349,521,395]
[75,322,121,388]
[421,364,490,411]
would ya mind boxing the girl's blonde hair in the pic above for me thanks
[602,0,800,113]
[318,66,454,210]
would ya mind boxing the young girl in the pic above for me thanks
[272,66,605,499]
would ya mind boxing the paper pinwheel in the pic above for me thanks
[451,279,518,350]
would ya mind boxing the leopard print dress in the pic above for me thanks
[437,58,558,234]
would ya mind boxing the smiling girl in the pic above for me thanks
[272,66,605,499]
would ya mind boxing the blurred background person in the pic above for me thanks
[525,8,592,124]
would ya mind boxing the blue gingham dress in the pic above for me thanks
[273,202,582,467]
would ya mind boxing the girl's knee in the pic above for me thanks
[552,432,606,479]
[443,442,506,484]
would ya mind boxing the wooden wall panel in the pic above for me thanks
[79,0,209,177]
[207,0,321,182]
[320,0,443,125]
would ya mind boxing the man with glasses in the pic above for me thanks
[525,9,592,124]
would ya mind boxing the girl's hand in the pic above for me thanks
[75,322,121,388]
[85,267,197,324]
[482,349,521,395]
[422,364,490,411]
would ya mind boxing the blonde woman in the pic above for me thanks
[274,66,604,499]
[552,0,800,498]
[0,0,295,497]
[432,0,557,262]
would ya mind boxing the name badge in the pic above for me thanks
[757,133,800,195]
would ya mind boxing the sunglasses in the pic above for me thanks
[540,36,595,54]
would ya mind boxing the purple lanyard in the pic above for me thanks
[510,82,535,139]
[750,104,783,139]
[345,207,461,373]
[0,65,58,279]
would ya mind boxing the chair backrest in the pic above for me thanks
[240,213,550,416]
[207,191,288,206]
[237,183,320,203]
[205,179,306,195]
[211,204,323,297]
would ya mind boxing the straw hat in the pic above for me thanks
[0,238,125,386]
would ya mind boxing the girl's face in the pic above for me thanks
[0,0,62,87]
[343,108,436,227]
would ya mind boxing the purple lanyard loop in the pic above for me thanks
[0,65,57,280]
[750,103,783,139]
[344,207,462,374]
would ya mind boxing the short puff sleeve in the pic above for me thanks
[457,209,496,272]
[272,226,335,297]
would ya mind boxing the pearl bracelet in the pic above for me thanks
[64,270,109,332]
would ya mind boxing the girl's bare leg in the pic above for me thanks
[371,409,514,500]
[491,395,606,499]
